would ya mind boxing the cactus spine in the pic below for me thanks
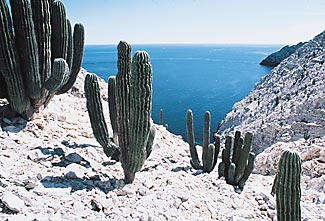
[0,0,84,119]
[186,109,219,173]
[271,150,301,221]
[85,41,155,183]
[218,131,255,192]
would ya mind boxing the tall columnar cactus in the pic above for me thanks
[271,150,301,221]
[159,109,163,125]
[186,110,219,173]
[0,0,84,119]
[84,41,156,183]
[218,131,255,193]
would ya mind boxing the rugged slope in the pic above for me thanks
[260,42,305,67]
[0,69,324,220]
[218,30,325,154]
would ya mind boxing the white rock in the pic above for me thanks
[1,191,25,213]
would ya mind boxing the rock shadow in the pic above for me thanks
[41,175,125,194]
[0,114,27,133]
[29,146,91,169]
[61,140,98,149]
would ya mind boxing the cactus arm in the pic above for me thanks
[223,135,233,181]
[232,131,242,165]
[238,152,255,190]
[66,19,73,70]
[84,73,119,158]
[107,76,118,139]
[234,132,253,183]
[202,111,215,172]
[50,1,68,61]
[213,133,221,170]
[218,161,225,178]
[126,51,153,181]
[0,0,31,114]
[44,58,69,93]
[203,144,216,172]
[186,109,202,170]
[10,0,41,100]
[57,23,85,94]
[227,163,236,184]
[146,124,156,159]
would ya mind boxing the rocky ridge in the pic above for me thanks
[0,64,324,219]
[218,30,325,154]
[260,42,305,67]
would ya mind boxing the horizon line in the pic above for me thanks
[85,42,286,46]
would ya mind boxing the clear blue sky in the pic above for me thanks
[61,0,324,45]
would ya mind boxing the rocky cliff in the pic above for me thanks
[218,30,325,154]
[260,42,305,67]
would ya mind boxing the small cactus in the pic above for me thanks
[271,150,301,221]
[186,109,219,173]
[159,109,163,125]
[85,41,155,183]
[218,131,255,192]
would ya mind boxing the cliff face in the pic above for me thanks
[218,30,325,154]
[260,42,305,67]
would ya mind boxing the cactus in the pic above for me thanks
[186,109,219,173]
[159,109,163,125]
[271,150,301,221]
[84,41,155,183]
[0,0,84,119]
[84,73,120,160]
[218,131,255,192]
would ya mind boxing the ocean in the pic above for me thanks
[82,44,278,143]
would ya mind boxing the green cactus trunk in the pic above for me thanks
[0,0,31,114]
[10,0,42,100]
[124,51,153,183]
[115,41,132,179]
[159,109,163,125]
[31,0,51,84]
[272,150,301,221]
[186,109,202,170]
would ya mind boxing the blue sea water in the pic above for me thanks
[82,44,279,142]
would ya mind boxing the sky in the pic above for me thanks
[54,0,325,45]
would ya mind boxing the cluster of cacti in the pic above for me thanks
[271,150,301,221]
[186,110,220,173]
[218,131,255,192]
[84,41,156,183]
[0,0,84,119]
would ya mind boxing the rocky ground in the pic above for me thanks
[0,69,324,220]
